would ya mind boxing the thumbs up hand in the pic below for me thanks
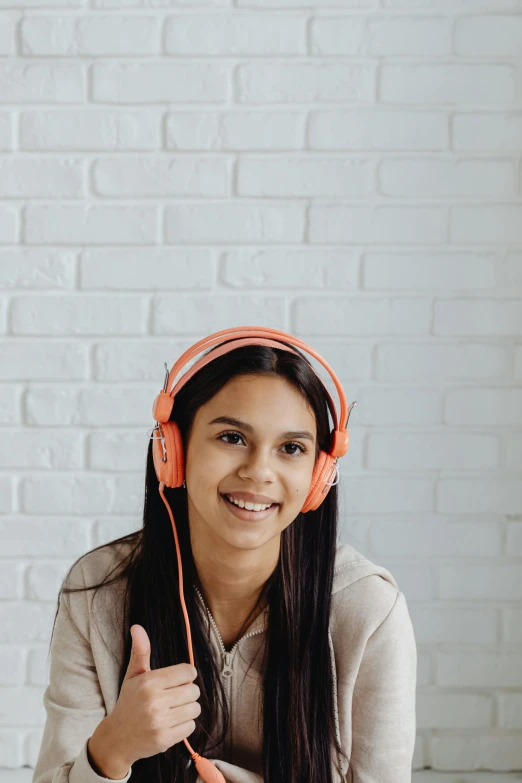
[104,624,201,766]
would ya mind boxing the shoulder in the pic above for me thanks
[331,542,412,642]
[60,535,139,632]
[63,535,139,589]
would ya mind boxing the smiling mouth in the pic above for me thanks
[220,493,280,517]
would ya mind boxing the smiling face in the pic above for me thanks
[184,373,318,557]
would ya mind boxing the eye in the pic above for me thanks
[217,431,307,459]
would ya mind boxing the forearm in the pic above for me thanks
[87,717,133,780]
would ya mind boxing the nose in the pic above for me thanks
[237,445,277,483]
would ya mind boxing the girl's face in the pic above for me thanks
[184,374,318,552]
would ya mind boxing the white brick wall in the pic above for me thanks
[0,1,521,781]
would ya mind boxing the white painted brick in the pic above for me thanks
[0,63,85,103]
[310,16,364,56]
[386,0,522,6]
[412,736,425,771]
[21,475,114,514]
[10,294,148,335]
[81,248,214,289]
[222,250,359,289]
[431,734,522,771]
[343,476,433,514]
[19,474,143,519]
[92,62,229,103]
[506,521,522,554]
[503,607,522,643]
[21,14,160,55]
[439,564,522,601]
[88,431,148,470]
[152,294,285,333]
[0,602,56,644]
[0,517,90,557]
[364,251,497,290]
[26,561,73,601]
[455,15,522,57]
[337,515,371,552]
[408,604,498,645]
[28,647,50,686]
[165,15,305,55]
[416,652,432,686]
[377,343,509,382]
[516,345,522,380]
[0,250,76,288]
[166,110,305,150]
[0,732,23,766]
[309,205,447,243]
[370,519,502,556]
[21,109,159,150]
[94,0,229,5]
[0,562,24,599]
[239,0,377,6]
[0,386,21,425]
[94,339,196,381]
[283,339,371,383]
[0,341,89,381]
[237,63,375,103]
[238,157,374,197]
[309,109,449,150]
[371,429,497,469]
[372,561,433,601]
[0,205,18,242]
[91,0,232,5]
[417,692,493,729]
[0,0,85,5]
[380,64,516,105]
[93,517,139,549]
[311,16,450,56]
[437,479,522,514]
[0,157,84,198]
[0,686,45,726]
[27,733,44,772]
[451,205,522,244]
[379,158,516,198]
[0,430,84,469]
[295,296,430,335]
[503,251,522,288]
[93,156,231,197]
[165,202,304,243]
[0,112,12,150]
[435,299,522,337]
[354,387,440,427]
[498,694,522,729]
[24,204,158,244]
[0,11,18,55]
[0,296,7,333]
[0,647,25,685]
[453,112,522,151]
[25,386,151,426]
[445,388,522,426]
[437,651,522,688]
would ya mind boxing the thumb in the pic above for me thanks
[124,624,151,680]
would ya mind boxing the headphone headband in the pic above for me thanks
[152,326,355,459]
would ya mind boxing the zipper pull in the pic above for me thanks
[222,651,233,678]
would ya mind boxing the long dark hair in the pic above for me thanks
[52,339,350,783]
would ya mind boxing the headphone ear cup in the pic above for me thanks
[152,421,185,488]
[302,451,337,514]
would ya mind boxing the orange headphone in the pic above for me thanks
[149,326,356,783]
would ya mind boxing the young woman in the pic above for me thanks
[33,327,417,783]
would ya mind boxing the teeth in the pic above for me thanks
[225,494,273,512]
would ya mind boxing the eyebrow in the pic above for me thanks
[208,416,315,443]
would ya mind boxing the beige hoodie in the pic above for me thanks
[32,539,417,783]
